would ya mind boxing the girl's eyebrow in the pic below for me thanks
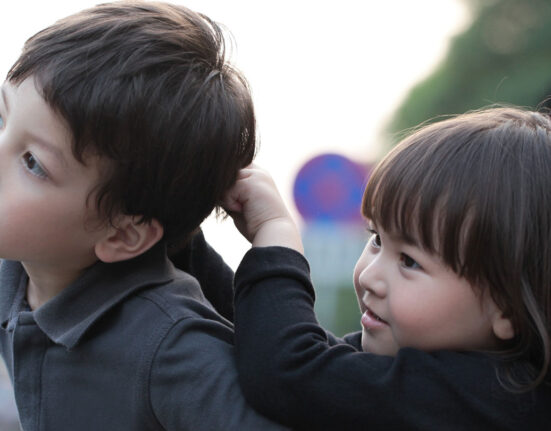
[382,225,423,249]
[366,216,423,248]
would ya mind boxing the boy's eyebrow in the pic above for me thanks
[1,86,9,112]
[27,132,69,168]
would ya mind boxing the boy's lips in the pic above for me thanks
[361,306,388,330]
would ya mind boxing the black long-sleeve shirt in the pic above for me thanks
[234,246,551,430]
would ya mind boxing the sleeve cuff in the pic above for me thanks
[235,246,313,297]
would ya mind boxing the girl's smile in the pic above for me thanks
[360,305,388,331]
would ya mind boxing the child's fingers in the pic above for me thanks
[222,174,251,213]
[223,163,275,215]
[236,169,252,180]
[235,166,258,182]
[221,189,244,214]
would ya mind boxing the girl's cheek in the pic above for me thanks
[353,249,369,311]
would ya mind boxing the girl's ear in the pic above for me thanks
[94,216,164,263]
[485,293,515,341]
[492,312,515,341]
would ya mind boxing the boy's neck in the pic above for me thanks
[23,263,89,310]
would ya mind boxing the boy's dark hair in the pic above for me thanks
[7,0,256,246]
[362,107,551,391]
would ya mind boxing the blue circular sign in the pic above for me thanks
[293,153,370,223]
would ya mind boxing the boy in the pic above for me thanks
[0,2,286,430]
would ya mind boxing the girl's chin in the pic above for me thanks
[361,330,398,356]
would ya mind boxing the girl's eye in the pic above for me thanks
[368,230,381,248]
[22,152,48,179]
[400,253,421,270]
[0,114,4,129]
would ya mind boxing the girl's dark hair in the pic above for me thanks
[363,107,551,391]
[7,1,256,246]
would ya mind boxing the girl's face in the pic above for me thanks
[353,221,510,356]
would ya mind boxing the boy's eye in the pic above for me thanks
[400,253,421,270]
[22,152,48,179]
[0,114,4,129]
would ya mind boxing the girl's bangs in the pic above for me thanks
[361,123,486,276]
[362,139,445,256]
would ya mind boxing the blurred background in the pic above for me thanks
[2,0,551,427]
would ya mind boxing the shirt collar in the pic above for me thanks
[0,242,175,350]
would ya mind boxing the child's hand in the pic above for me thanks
[223,165,303,253]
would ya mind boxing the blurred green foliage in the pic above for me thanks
[329,0,551,337]
[324,0,551,338]
[387,0,551,143]
[314,283,361,337]
[334,284,362,336]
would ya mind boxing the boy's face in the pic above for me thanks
[0,77,108,271]
[353,221,503,356]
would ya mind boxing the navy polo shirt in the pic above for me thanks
[0,243,287,430]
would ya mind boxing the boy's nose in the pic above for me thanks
[0,136,8,174]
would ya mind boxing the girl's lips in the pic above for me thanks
[361,307,388,330]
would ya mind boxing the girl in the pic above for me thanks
[224,107,551,430]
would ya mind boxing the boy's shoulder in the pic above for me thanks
[132,266,226,325]
[82,246,230,344]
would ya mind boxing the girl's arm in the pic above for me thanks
[234,246,378,430]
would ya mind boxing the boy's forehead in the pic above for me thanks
[6,78,68,132]
[1,81,16,106]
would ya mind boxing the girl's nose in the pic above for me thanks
[358,254,387,298]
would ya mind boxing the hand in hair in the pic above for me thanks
[223,165,303,253]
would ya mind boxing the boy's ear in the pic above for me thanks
[95,216,164,263]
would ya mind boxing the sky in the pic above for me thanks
[0,0,470,269]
